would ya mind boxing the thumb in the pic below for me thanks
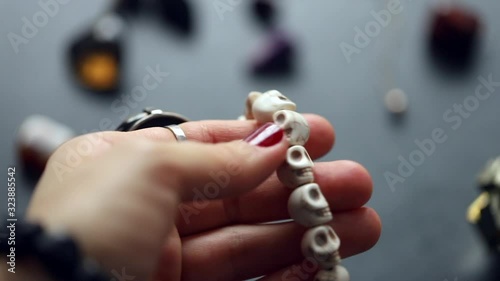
[160,123,288,201]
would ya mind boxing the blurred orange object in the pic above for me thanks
[68,12,125,93]
[77,52,119,92]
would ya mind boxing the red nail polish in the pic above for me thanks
[244,122,284,147]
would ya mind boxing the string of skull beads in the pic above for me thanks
[240,90,350,281]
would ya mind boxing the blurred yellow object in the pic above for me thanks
[467,192,489,223]
[468,157,500,251]
[78,52,119,91]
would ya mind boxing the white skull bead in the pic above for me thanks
[273,110,310,146]
[245,91,263,120]
[314,265,350,281]
[288,183,332,227]
[251,90,296,124]
[277,146,314,189]
[478,157,500,190]
[301,225,340,269]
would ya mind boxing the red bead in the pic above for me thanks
[430,5,482,67]
[244,122,284,147]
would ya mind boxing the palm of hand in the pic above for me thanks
[27,117,380,281]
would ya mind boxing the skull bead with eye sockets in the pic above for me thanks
[288,183,332,227]
[301,225,341,269]
[251,90,297,124]
[240,89,348,280]
[273,109,310,146]
[277,145,314,189]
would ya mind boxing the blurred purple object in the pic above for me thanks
[250,31,295,75]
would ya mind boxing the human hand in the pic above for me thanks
[25,115,380,281]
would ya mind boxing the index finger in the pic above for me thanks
[128,114,335,159]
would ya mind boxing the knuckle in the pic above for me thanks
[198,122,216,143]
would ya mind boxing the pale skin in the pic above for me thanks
[1,115,381,281]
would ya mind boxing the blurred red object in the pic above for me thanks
[430,5,482,67]
[17,115,75,176]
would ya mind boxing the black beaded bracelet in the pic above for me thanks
[0,219,109,281]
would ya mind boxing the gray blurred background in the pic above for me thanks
[1,0,500,280]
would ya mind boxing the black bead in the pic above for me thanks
[1,221,42,256]
[480,183,497,192]
[0,230,10,253]
[252,0,275,26]
[74,259,110,281]
[114,0,141,16]
[34,231,81,280]
[158,0,194,35]
[16,221,43,256]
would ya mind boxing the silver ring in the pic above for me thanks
[165,125,187,142]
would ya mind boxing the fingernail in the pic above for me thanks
[244,122,284,147]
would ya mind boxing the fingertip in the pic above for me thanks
[360,207,382,253]
[336,207,382,258]
[316,160,373,211]
[303,114,335,158]
[340,160,373,207]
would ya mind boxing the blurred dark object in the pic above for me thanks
[17,115,75,178]
[157,0,194,36]
[429,5,482,69]
[68,13,126,93]
[116,108,189,131]
[113,0,142,16]
[250,31,296,76]
[252,0,276,26]
[468,157,500,252]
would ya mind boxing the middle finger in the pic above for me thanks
[176,160,373,236]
